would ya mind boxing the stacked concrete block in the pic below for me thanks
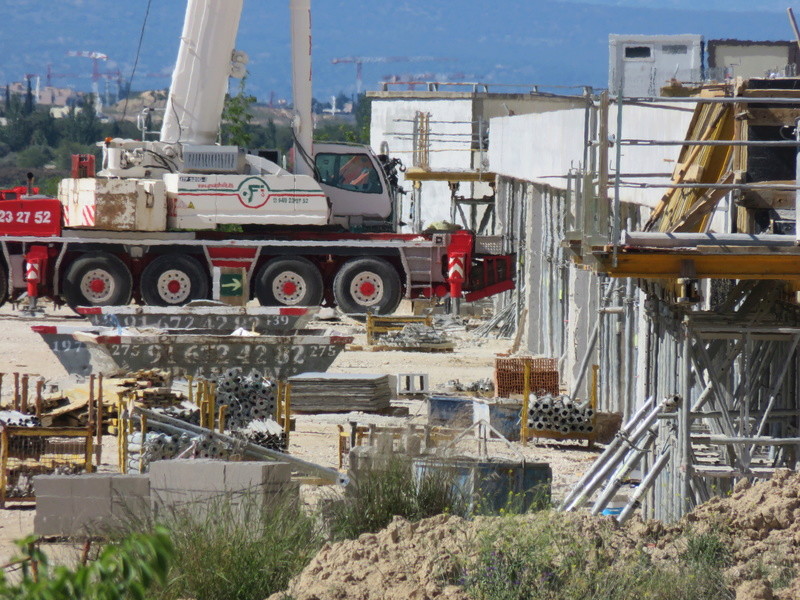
[34,474,150,537]
[149,459,294,520]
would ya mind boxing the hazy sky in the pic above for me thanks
[567,0,793,10]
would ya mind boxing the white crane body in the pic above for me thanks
[0,0,516,316]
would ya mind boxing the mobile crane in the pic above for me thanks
[0,0,514,314]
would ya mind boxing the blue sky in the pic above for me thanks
[0,1,798,100]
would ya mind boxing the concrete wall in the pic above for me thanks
[609,34,703,96]
[370,97,473,227]
[368,92,587,229]
[489,103,695,210]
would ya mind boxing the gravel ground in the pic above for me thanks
[0,301,601,563]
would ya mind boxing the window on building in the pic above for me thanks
[663,44,688,55]
[624,46,652,59]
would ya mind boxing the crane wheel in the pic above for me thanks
[332,257,402,315]
[255,256,324,307]
[141,254,209,307]
[63,253,133,309]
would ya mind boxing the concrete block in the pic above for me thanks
[35,495,71,518]
[224,462,291,492]
[185,459,227,492]
[111,494,151,520]
[110,474,150,498]
[71,496,112,523]
[150,459,226,492]
[71,474,113,499]
[34,513,67,537]
[33,475,71,499]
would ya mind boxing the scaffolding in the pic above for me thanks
[561,78,800,519]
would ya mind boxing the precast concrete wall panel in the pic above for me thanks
[370,98,474,228]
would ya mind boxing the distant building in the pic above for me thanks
[609,34,704,96]
[707,40,800,80]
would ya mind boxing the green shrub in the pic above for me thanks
[327,455,467,541]
[458,512,733,600]
[146,492,322,600]
[0,528,172,600]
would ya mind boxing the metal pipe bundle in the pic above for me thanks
[213,369,277,429]
[527,394,595,434]
[234,418,287,451]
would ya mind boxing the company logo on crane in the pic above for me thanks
[237,177,271,209]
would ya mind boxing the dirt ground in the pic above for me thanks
[0,302,600,565]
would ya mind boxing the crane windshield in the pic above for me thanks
[315,153,384,195]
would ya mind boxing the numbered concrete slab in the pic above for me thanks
[76,304,318,333]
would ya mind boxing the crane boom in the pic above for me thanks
[160,0,244,145]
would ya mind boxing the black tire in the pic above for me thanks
[255,256,324,307]
[332,257,402,315]
[0,262,7,308]
[63,253,133,309]
[141,254,209,307]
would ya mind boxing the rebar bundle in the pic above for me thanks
[126,430,235,472]
[213,369,277,429]
[527,394,595,434]
[154,403,200,425]
[234,418,287,451]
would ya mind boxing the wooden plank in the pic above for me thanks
[404,168,496,183]
[738,184,796,209]
[743,107,800,126]
[594,252,800,279]
[741,89,800,98]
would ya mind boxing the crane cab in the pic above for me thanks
[314,143,394,231]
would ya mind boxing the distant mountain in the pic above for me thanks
[0,1,793,102]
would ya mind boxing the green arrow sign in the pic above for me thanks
[220,273,244,296]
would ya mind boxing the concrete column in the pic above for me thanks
[523,185,544,354]
[565,268,595,397]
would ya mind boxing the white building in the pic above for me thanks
[609,34,703,96]
[368,88,586,230]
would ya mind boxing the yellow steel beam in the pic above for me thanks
[404,167,496,182]
[594,252,800,280]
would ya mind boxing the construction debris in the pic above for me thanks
[288,373,392,413]
[376,323,454,352]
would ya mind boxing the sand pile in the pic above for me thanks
[272,470,800,600]
[268,514,475,600]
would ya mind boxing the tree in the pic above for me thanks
[221,78,255,148]
[24,79,34,115]
[353,94,372,144]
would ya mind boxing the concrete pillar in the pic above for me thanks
[522,185,544,354]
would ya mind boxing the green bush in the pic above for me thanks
[15,145,53,169]
[458,512,733,600]
[327,455,467,541]
[147,492,322,600]
[0,528,172,600]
